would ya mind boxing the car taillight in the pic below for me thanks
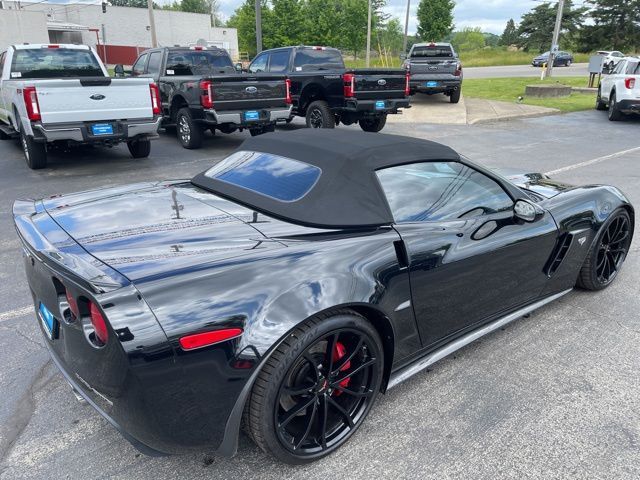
[149,83,161,115]
[405,71,410,96]
[343,72,355,98]
[65,289,79,320]
[89,301,109,345]
[454,63,462,76]
[23,86,41,121]
[200,80,214,109]
[179,328,243,351]
[625,78,636,89]
[285,78,292,105]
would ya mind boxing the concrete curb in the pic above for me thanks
[467,109,561,125]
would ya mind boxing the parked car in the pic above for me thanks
[0,44,161,169]
[14,129,634,464]
[402,42,463,103]
[247,45,411,132]
[596,56,640,120]
[531,51,574,67]
[124,46,292,148]
[597,50,626,71]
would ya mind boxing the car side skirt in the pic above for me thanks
[387,288,573,389]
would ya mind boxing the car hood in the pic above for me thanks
[42,181,287,283]
[492,168,575,198]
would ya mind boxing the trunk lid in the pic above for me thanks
[42,182,284,283]
[208,73,288,110]
[350,69,407,100]
[408,44,458,75]
[34,77,154,124]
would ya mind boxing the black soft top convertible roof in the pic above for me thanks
[191,129,460,228]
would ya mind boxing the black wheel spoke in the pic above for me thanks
[326,395,355,428]
[279,397,316,429]
[332,358,376,385]
[283,384,316,397]
[326,333,338,375]
[332,385,374,398]
[611,230,629,245]
[607,251,617,271]
[332,338,364,375]
[303,354,321,380]
[596,251,606,269]
[319,395,328,449]
[294,400,318,450]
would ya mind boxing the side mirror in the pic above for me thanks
[399,53,407,60]
[114,64,125,77]
[514,199,544,223]
[235,63,243,72]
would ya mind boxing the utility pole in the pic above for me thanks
[546,0,565,78]
[365,0,372,67]
[402,0,411,54]
[147,0,157,48]
[255,0,262,54]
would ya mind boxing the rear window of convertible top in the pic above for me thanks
[203,151,321,202]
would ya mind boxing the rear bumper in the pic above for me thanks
[617,99,640,113]
[342,98,410,113]
[32,117,161,143]
[203,106,292,127]
[410,75,461,93]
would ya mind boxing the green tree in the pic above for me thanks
[181,0,209,14]
[339,0,369,58]
[271,0,305,47]
[580,0,640,52]
[302,0,343,49]
[416,0,455,42]
[499,18,519,46]
[451,27,485,52]
[516,1,586,52]
[227,0,274,57]
[377,17,404,55]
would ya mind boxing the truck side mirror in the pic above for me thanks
[399,53,407,60]
[235,63,243,72]
[114,64,125,77]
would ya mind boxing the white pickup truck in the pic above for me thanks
[596,56,640,121]
[0,44,162,169]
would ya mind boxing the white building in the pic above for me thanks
[0,1,239,64]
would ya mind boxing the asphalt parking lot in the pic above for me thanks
[1,111,639,479]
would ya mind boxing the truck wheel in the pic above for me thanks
[595,87,607,111]
[359,115,387,133]
[20,130,47,169]
[450,88,461,104]
[608,92,623,121]
[127,138,151,158]
[176,108,203,149]
[305,101,335,129]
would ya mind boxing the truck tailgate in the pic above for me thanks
[351,69,407,100]
[35,77,153,124]
[408,58,458,75]
[209,74,288,110]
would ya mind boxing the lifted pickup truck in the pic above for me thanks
[403,42,463,103]
[247,46,410,132]
[0,44,161,169]
[125,46,292,149]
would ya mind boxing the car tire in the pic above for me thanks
[576,209,633,291]
[595,87,607,111]
[127,138,151,158]
[607,92,623,121]
[566,60,571,67]
[305,100,335,129]
[20,129,47,169]
[176,107,203,149]
[359,114,387,133]
[249,128,263,137]
[245,311,383,464]
[450,88,461,104]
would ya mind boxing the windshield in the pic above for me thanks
[10,48,104,79]
[410,45,454,58]
[293,49,344,71]
[204,150,321,202]
[166,50,233,75]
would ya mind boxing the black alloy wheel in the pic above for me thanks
[176,107,203,149]
[577,209,633,290]
[246,313,383,464]
[305,100,336,129]
[608,92,623,121]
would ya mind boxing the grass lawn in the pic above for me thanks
[463,76,596,112]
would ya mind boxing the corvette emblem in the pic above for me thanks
[578,237,586,246]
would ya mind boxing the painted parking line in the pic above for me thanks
[0,306,33,324]
[545,146,640,176]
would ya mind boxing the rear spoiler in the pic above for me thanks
[13,199,129,293]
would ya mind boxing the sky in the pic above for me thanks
[214,0,544,35]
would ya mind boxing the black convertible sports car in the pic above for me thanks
[14,130,634,464]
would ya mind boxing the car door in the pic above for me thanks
[376,161,558,348]
[602,60,625,98]
[267,49,291,73]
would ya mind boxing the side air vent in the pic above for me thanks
[544,233,573,276]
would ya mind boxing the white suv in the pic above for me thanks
[596,57,640,121]
[597,50,626,71]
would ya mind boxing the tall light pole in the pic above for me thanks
[402,0,411,54]
[365,0,372,67]
[546,0,565,78]
[255,0,262,54]
[147,0,157,48]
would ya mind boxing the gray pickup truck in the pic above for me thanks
[403,42,463,103]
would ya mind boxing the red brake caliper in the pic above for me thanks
[332,341,351,396]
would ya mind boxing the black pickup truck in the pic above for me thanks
[247,46,410,132]
[123,46,292,148]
